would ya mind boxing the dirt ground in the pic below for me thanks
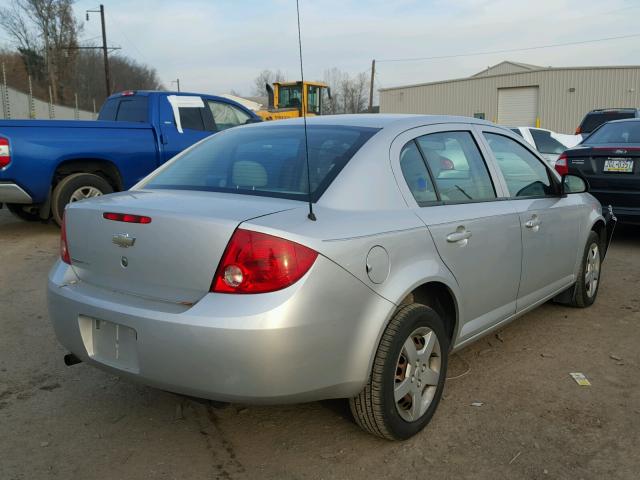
[0,207,638,480]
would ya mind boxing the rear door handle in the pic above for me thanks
[446,227,472,244]
[525,215,541,231]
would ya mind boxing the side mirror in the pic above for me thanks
[244,117,262,124]
[561,174,588,194]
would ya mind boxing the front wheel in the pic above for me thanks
[51,173,113,226]
[350,304,449,440]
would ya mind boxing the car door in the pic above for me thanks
[159,95,216,163]
[479,127,581,311]
[391,124,522,343]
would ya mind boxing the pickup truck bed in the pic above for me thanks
[0,90,260,224]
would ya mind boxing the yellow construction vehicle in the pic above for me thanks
[256,81,330,121]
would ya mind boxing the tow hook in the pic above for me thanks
[64,353,82,366]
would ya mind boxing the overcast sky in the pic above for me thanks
[71,0,640,97]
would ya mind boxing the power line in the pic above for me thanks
[377,32,640,63]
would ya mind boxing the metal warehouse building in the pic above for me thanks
[379,61,640,134]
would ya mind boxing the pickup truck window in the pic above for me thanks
[98,97,149,123]
[207,101,251,131]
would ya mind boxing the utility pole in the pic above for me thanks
[87,5,111,97]
[171,79,181,92]
[368,59,375,113]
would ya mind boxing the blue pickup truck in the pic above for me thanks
[0,90,260,225]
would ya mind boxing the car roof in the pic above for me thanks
[603,117,640,125]
[261,113,499,131]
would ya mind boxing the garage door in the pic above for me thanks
[497,87,539,126]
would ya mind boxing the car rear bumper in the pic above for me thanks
[47,256,394,404]
[0,182,33,204]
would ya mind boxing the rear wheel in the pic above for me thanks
[350,304,449,440]
[5,203,42,222]
[569,231,602,307]
[51,173,113,226]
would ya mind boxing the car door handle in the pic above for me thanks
[525,215,541,230]
[446,228,472,243]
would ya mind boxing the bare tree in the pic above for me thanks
[252,69,286,96]
[323,68,369,114]
[0,0,79,103]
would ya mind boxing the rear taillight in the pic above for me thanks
[212,229,318,294]
[0,137,11,168]
[60,213,71,264]
[555,153,569,176]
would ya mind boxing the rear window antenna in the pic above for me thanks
[296,0,316,221]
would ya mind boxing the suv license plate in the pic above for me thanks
[604,158,634,173]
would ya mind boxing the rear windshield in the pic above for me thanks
[583,121,640,144]
[142,124,379,201]
[98,97,149,122]
[580,111,635,133]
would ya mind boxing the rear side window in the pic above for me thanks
[416,131,495,202]
[530,129,566,154]
[143,125,379,201]
[179,107,215,132]
[400,141,437,205]
[580,111,635,133]
[583,121,640,144]
[510,128,523,137]
[484,133,553,198]
[115,97,149,122]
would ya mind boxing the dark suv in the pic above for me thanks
[557,118,640,224]
[576,108,640,136]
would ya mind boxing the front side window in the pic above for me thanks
[207,101,251,131]
[530,129,566,154]
[416,131,495,202]
[483,132,554,198]
[143,125,379,201]
[582,121,640,144]
[400,141,437,205]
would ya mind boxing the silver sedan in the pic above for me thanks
[48,115,614,440]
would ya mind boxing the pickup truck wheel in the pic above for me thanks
[52,173,113,226]
[6,203,42,222]
[350,304,449,440]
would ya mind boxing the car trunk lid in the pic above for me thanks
[64,189,299,304]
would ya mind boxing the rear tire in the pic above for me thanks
[51,173,113,226]
[569,231,602,308]
[350,304,449,440]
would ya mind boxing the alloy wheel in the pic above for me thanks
[70,186,103,202]
[394,327,442,422]
[585,242,600,298]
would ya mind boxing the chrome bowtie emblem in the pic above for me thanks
[614,149,627,154]
[112,233,136,248]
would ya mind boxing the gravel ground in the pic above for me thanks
[0,207,639,480]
